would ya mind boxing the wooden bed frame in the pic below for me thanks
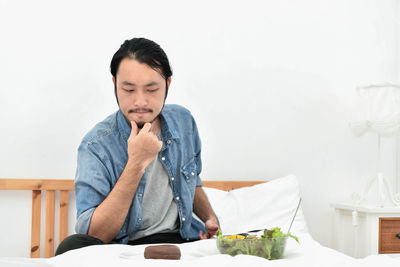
[0,178,265,258]
[0,179,74,258]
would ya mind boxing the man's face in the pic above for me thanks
[113,58,170,128]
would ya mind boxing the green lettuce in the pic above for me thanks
[216,227,299,260]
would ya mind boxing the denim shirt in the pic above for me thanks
[74,104,206,243]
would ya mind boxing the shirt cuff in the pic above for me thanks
[75,207,96,234]
[196,176,203,187]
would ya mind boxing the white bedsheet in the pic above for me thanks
[1,233,399,267]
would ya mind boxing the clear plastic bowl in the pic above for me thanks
[216,236,288,260]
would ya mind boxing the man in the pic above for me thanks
[56,38,219,255]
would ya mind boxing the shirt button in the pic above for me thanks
[186,238,189,241]
[138,194,142,197]
[138,218,142,221]
[176,196,180,201]
[167,140,171,144]
[182,217,186,222]
[191,172,195,176]
[161,157,165,161]
[171,177,175,181]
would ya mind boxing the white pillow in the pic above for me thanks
[203,174,308,235]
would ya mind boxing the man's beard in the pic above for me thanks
[128,105,164,129]
[136,119,155,129]
[136,116,159,129]
[129,110,153,129]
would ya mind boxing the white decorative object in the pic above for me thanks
[349,83,400,207]
[350,83,400,137]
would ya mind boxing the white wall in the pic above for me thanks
[0,0,399,257]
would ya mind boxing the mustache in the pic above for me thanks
[128,108,153,113]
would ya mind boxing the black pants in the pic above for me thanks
[55,233,196,256]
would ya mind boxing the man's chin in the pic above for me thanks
[129,116,158,129]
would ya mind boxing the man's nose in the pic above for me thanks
[133,90,147,106]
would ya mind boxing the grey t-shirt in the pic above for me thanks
[129,151,179,241]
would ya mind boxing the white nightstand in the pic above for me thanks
[331,203,400,258]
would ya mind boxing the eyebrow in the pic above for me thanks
[121,81,159,87]
[121,81,136,86]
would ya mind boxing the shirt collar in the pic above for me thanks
[159,108,180,141]
[117,110,131,141]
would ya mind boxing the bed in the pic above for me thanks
[0,175,398,267]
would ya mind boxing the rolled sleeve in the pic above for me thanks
[196,177,203,187]
[75,207,96,234]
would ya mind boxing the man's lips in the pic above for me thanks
[128,109,153,114]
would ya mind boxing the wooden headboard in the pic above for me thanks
[0,178,266,258]
[202,180,265,191]
[0,179,74,258]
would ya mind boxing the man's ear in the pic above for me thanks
[112,76,119,105]
[164,77,172,100]
[167,77,171,89]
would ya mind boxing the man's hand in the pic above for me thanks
[193,186,220,240]
[127,121,163,171]
[199,218,219,239]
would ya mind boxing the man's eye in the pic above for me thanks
[123,89,134,92]
[148,88,159,93]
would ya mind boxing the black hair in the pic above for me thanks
[110,37,173,102]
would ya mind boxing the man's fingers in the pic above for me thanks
[130,121,139,138]
[199,230,215,240]
[138,123,152,135]
[208,223,219,230]
[203,221,219,238]
[206,221,219,231]
[199,230,207,240]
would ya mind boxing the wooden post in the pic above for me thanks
[59,190,69,243]
[45,190,55,258]
[30,190,41,258]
